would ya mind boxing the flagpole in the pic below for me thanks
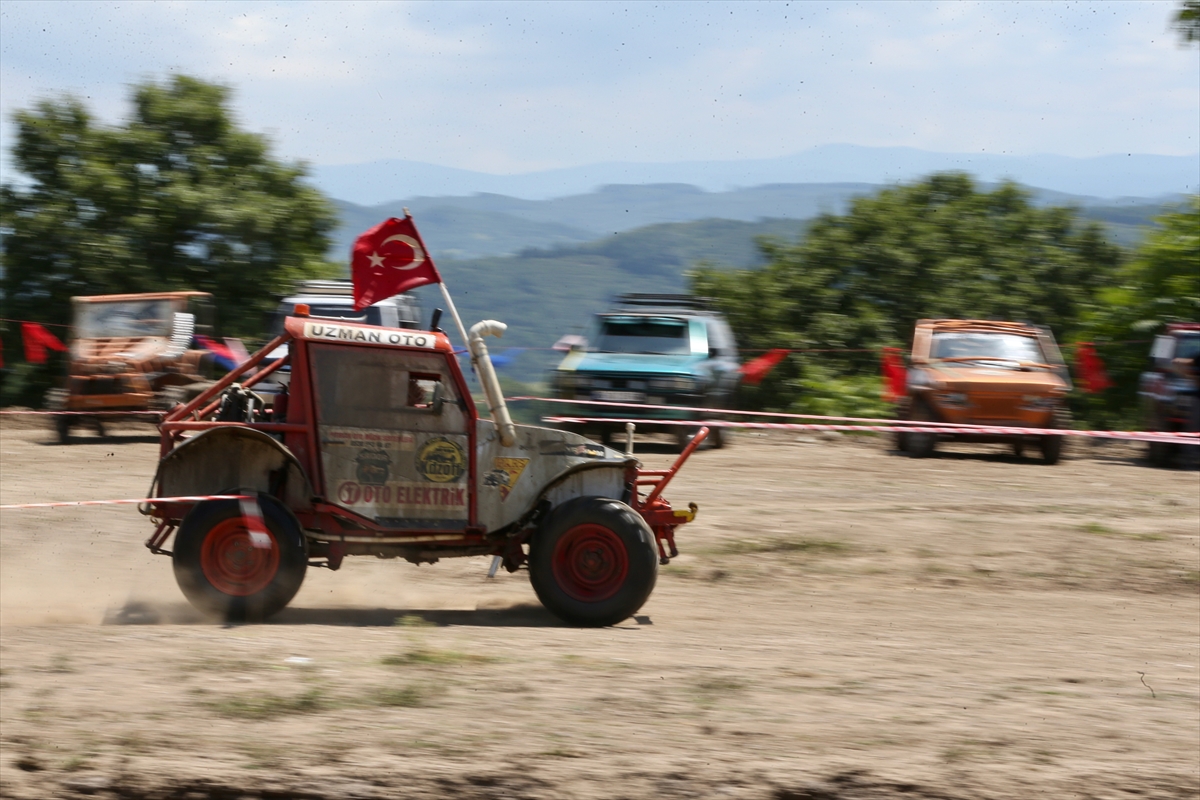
[437,280,472,354]
[400,209,472,351]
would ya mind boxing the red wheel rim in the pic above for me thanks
[551,523,629,603]
[200,518,280,597]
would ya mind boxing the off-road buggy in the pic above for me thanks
[142,308,702,627]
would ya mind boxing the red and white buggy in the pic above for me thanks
[143,311,703,626]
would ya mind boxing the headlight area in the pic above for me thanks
[553,372,593,396]
[649,376,697,392]
[937,391,969,408]
[1020,394,1059,411]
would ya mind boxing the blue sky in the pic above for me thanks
[1,0,1197,181]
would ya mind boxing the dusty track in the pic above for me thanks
[1,421,1197,799]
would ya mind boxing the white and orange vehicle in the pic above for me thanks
[895,319,1072,463]
[141,307,702,627]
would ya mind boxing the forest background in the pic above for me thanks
[1,73,1197,429]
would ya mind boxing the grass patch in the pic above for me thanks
[367,684,438,708]
[205,688,328,720]
[393,614,436,628]
[695,676,746,694]
[1078,522,1167,541]
[717,537,850,556]
[382,648,495,667]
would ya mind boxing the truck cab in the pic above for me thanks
[550,294,740,448]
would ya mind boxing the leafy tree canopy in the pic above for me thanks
[1175,0,1200,45]
[690,173,1125,415]
[1,75,337,340]
[1075,196,1200,426]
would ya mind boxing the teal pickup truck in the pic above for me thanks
[550,294,741,449]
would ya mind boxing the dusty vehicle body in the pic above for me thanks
[550,294,741,449]
[896,319,1072,463]
[47,292,216,442]
[1139,323,1200,467]
[143,310,702,626]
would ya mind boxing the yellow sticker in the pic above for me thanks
[416,437,467,483]
[486,457,530,501]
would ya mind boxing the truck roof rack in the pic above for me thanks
[293,279,354,296]
[611,293,716,311]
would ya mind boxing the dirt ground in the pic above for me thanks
[1,418,1197,799]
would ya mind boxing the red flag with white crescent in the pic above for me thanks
[351,216,442,311]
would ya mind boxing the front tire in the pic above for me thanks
[173,496,307,622]
[529,497,658,627]
[1040,410,1071,465]
[906,401,938,458]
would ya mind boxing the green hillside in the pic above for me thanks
[409,217,809,383]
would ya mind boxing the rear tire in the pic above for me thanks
[529,496,658,627]
[172,496,307,622]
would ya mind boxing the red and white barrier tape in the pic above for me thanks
[514,396,1060,431]
[0,494,249,511]
[545,416,1200,445]
[0,410,164,416]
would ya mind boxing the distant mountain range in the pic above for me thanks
[312,144,1199,206]
[328,181,1181,262]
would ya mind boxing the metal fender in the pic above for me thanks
[152,427,312,511]
[528,459,632,517]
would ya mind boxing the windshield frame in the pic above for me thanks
[929,331,1049,367]
[592,314,700,356]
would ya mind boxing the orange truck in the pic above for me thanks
[45,292,217,443]
[895,319,1072,463]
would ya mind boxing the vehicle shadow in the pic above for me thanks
[273,604,563,628]
[102,600,564,628]
[40,433,161,446]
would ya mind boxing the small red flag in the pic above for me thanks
[21,322,68,364]
[351,216,442,311]
[881,347,907,402]
[1074,342,1112,394]
[739,348,789,386]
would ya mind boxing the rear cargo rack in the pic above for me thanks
[612,293,716,310]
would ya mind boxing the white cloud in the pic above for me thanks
[1,0,1195,182]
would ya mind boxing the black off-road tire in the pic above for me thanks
[906,401,938,459]
[674,426,699,453]
[709,424,728,449]
[1040,410,1071,465]
[172,496,308,622]
[54,415,72,445]
[529,496,659,627]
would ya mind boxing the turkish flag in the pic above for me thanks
[1074,342,1112,394]
[351,216,442,311]
[21,322,68,364]
[740,348,789,385]
[881,347,907,402]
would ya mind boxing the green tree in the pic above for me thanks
[1074,196,1200,427]
[1,76,337,403]
[1175,0,1200,45]
[690,173,1124,417]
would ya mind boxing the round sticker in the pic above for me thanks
[416,437,467,483]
